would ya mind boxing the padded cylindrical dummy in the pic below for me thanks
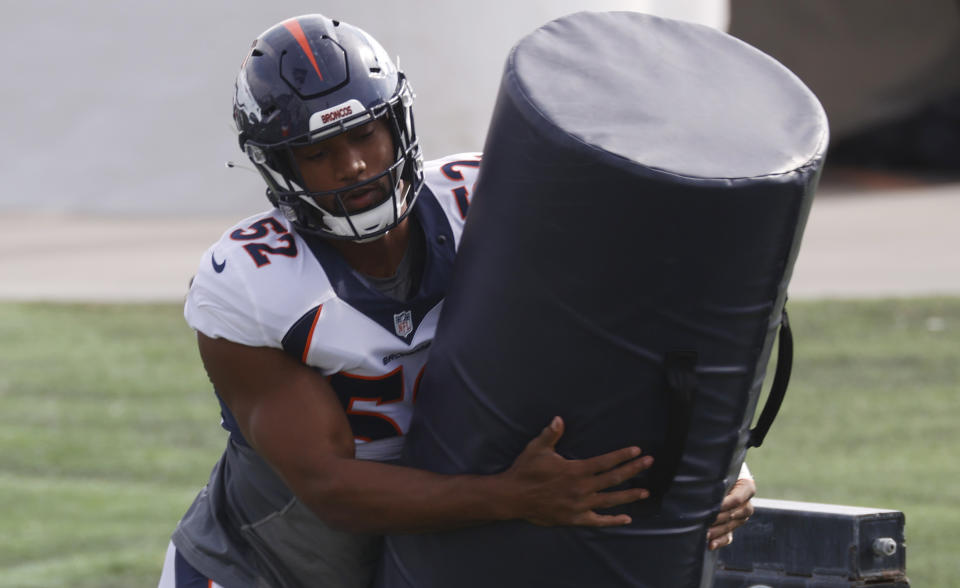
[380,11,827,588]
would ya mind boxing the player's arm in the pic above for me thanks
[198,332,654,534]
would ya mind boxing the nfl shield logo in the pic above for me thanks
[393,310,414,337]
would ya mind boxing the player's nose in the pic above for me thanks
[332,144,367,184]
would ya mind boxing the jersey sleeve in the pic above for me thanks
[421,152,482,245]
[184,212,285,349]
[185,249,273,348]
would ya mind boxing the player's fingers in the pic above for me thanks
[582,446,648,476]
[584,454,652,492]
[712,504,744,526]
[708,512,751,541]
[708,531,734,551]
[527,416,565,451]
[726,504,753,523]
[707,521,733,541]
[719,486,752,512]
[722,479,756,511]
[713,510,732,526]
[718,492,742,513]
[571,511,634,528]
[587,487,650,510]
[717,501,754,525]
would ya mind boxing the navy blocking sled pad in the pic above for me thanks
[378,11,828,588]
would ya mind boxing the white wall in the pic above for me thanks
[0,1,726,215]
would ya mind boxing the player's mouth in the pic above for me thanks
[341,183,387,212]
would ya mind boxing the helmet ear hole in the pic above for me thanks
[246,144,267,164]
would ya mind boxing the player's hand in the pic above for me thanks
[500,416,653,527]
[706,477,756,550]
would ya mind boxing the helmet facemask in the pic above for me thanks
[245,79,422,242]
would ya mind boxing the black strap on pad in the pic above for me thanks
[748,308,793,448]
[644,350,698,503]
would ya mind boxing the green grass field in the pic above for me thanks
[0,298,957,587]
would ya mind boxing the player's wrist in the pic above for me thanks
[473,472,523,522]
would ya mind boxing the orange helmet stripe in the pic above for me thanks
[282,18,324,81]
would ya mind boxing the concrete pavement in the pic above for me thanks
[789,179,960,299]
[0,215,228,303]
[2,180,958,303]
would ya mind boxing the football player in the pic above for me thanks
[158,14,753,588]
[158,14,655,588]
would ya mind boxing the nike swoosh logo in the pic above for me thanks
[211,253,226,273]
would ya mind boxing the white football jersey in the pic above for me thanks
[185,153,481,461]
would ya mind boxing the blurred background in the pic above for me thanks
[2,0,957,216]
[0,0,729,216]
[2,0,958,301]
[730,0,960,181]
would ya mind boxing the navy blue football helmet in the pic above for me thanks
[233,14,423,241]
